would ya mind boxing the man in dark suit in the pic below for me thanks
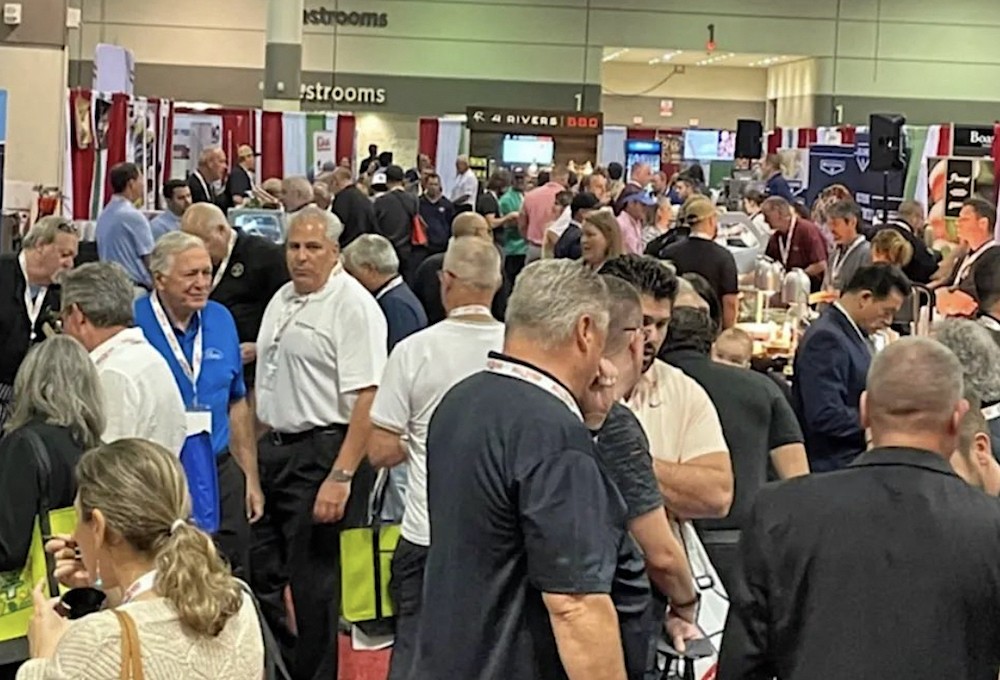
[188,146,231,210]
[793,264,911,472]
[226,144,257,207]
[719,337,1000,680]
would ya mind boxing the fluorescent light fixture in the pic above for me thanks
[602,48,630,62]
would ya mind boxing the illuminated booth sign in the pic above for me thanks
[466,107,603,137]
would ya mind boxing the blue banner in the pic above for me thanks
[807,133,906,223]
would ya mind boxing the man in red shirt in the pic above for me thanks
[518,166,570,263]
[762,196,828,291]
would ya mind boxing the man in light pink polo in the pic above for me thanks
[518,166,569,263]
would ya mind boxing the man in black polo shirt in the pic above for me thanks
[418,172,454,255]
[661,306,807,589]
[414,260,639,680]
[374,165,420,281]
[330,166,378,247]
[657,196,739,329]
[181,202,289,388]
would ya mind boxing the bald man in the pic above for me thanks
[181,203,288,384]
[227,144,258,207]
[720,337,1000,680]
[412,212,510,324]
[188,146,230,209]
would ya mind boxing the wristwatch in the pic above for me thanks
[329,469,354,483]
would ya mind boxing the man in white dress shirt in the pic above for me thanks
[450,155,479,214]
[367,237,505,680]
[252,206,388,680]
[60,261,187,455]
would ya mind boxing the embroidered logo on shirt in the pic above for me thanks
[205,347,224,361]
[230,263,245,278]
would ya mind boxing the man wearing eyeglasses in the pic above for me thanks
[0,216,79,425]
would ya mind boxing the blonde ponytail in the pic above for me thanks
[75,439,244,638]
[154,521,242,637]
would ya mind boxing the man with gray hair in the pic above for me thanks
[281,176,316,216]
[343,233,427,351]
[0,216,79,424]
[367,236,504,680]
[720,337,1000,679]
[413,259,642,680]
[134,231,261,581]
[187,146,230,209]
[60,261,187,455]
[253,205,388,680]
[451,154,478,213]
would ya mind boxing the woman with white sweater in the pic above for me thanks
[18,438,264,680]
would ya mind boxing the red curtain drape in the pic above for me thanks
[418,118,439,162]
[767,128,782,154]
[69,89,96,219]
[162,100,174,193]
[841,126,856,145]
[797,128,817,148]
[336,114,355,170]
[937,124,952,156]
[219,110,254,164]
[102,92,129,207]
[259,111,283,179]
[626,127,656,140]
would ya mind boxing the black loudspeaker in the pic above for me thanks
[870,113,906,172]
[735,119,763,159]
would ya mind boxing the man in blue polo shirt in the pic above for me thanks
[135,230,263,579]
[97,162,156,291]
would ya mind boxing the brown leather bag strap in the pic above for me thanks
[113,610,145,680]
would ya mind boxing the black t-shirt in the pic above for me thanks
[419,196,455,250]
[374,189,419,258]
[476,192,500,217]
[595,403,663,522]
[658,235,738,302]
[332,185,378,248]
[876,222,939,284]
[413,251,509,324]
[415,356,647,680]
[210,232,289,385]
[663,349,803,531]
[554,223,582,260]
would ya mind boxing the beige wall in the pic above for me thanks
[767,59,820,128]
[355,113,419,170]
[0,45,67,188]
[602,63,766,101]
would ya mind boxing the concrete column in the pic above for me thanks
[263,0,304,112]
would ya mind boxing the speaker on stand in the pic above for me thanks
[870,113,906,224]
[735,119,763,160]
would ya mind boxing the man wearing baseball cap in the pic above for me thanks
[617,191,656,255]
[227,144,258,207]
[658,196,739,328]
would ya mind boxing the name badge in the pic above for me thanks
[186,410,212,437]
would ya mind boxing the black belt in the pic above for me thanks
[268,424,346,447]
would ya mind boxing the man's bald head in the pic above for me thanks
[181,202,232,266]
[863,337,967,455]
[452,212,491,241]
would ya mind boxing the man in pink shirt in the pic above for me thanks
[518,166,569,263]
[617,192,655,255]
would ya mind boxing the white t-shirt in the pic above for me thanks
[90,327,188,456]
[255,264,388,433]
[369,315,505,546]
[451,169,479,208]
[627,359,728,465]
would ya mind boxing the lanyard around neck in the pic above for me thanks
[121,570,158,604]
[150,292,203,401]
[778,220,797,266]
[957,242,998,283]
[449,304,493,320]
[830,235,865,281]
[486,356,582,422]
[194,171,212,200]
[212,230,238,291]
[18,251,47,339]
[92,332,147,368]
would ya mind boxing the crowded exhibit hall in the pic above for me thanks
[6,1,1000,680]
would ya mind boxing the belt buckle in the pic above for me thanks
[271,431,285,446]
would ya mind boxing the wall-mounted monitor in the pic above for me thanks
[683,129,735,161]
[502,135,555,165]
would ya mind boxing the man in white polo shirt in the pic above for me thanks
[60,261,187,455]
[367,236,505,680]
[253,206,388,680]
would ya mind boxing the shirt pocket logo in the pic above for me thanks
[205,347,224,361]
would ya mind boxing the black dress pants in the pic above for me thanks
[386,538,428,680]
[250,427,375,680]
[213,451,250,581]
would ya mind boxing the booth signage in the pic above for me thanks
[953,125,995,157]
[301,82,387,105]
[466,107,603,136]
[303,7,388,28]
[944,159,974,217]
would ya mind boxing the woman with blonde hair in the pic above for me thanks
[580,210,624,271]
[0,335,104,574]
[19,439,264,680]
[871,228,914,268]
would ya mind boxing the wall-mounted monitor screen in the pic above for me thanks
[683,129,735,161]
[502,135,555,165]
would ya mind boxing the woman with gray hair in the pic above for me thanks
[0,335,104,573]
[933,318,1000,456]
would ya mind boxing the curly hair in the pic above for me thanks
[933,319,1000,402]
[599,255,678,303]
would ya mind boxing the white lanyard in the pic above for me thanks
[212,230,238,291]
[121,570,157,604]
[983,402,1000,421]
[375,276,405,301]
[486,356,583,422]
[778,220,797,267]
[18,252,47,339]
[981,315,1000,332]
[956,242,999,284]
[194,171,212,200]
[92,335,146,368]
[449,304,493,319]
[150,292,203,400]
[830,235,865,283]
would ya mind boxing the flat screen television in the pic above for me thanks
[683,129,735,161]
[502,135,555,165]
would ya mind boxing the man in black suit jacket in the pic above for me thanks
[793,264,910,472]
[188,146,231,210]
[720,337,1000,680]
